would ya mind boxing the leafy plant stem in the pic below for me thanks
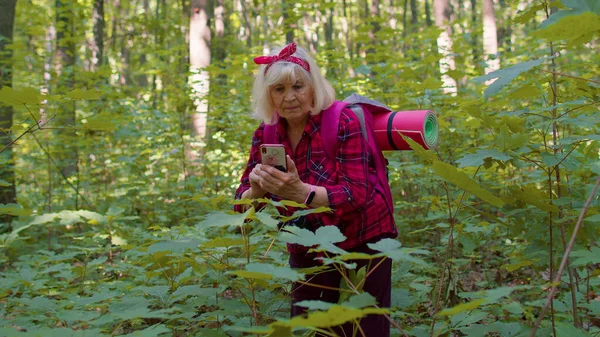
[545,13,580,325]
[28,130,93,209]
[546,171,557,337]
[247,279,259,325]
[356,257,385,290]
[530,176,600,337]
[151,254,174,290]
[294,279,354,293]
[354,318,367,337]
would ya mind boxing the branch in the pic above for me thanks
[539,69,600,85]
[530,176,600,336]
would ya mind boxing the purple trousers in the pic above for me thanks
[289,241,392,337]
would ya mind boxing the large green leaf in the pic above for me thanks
[509,186,560,213]
[117,324,171,337]
[367,238,430,265]
[0,203,33,216]
[569,247,600,266]
[146,239,201,253]
[278,225,347,254]
[0,86,45,106]
[473,58,545,98]
[431,161,505,207]
[534,11,600,47]
[456,149,512,168]
[404,136,505,207]
[230,262,303,281]
[197,208,252,228]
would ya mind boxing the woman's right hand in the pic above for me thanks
[246,164,267,198]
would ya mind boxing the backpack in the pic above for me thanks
[263,94,394,212]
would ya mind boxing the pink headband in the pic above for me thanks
[253,42,311,74]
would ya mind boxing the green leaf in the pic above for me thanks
[0,86,45,106]
[584,213,600,222]
[147,239,201,253]
[286,305,388,328]
[84,116,118,131]
[0,203,33,216]
[0,179,11,186]
[473,58,545,98]
[294,300,335,311]
[66,88,102,100]
[197,208,252,228]
[344,292,377,309]
[229,270,273,280]
[509,186,560,213]
[456,149,512,168]
[436,299,486,317]
[554,323,593,337]
[534,11,600,48]
[513,3,545,24]
[253,212,280,229]
[279,225,347,254]
[450,310,488,327]
[541,152,561,167]
[431,161,505,207]
[243,262,303,281]
[569,247,600,266]
[117,324,171,337]
[402,134,438,163]
[367,238,429,265]
[201,237,245,248]
[30,213,59,225]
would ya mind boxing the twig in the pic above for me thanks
[530,176,600,337]
[28,131,93,208]
[539,69,600,85]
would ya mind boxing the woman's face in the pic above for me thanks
[269,77,313,124]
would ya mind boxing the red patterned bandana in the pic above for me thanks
[253,42,311,74]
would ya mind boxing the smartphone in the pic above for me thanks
[260,144,287,172]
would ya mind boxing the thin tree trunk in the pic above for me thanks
[482,0,499,81]
[189,0,211,164]
[433,0,457,94]
[470,0,479,65]
[55,0,79,180]
[282,0,294,44]
[425,0,432,26]
[342,0,353,62]
[0,0,18,228]
[91,0,105,71]
[410,0,418,25]
[325,2,333,46]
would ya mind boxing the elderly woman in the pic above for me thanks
[234,42,397,336]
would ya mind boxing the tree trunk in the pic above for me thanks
[282,0,294,44]
[91,0,104,71]
[189,0,211,163]
[433,0,457,94]
[342,0,353,62]
[0,0,18,226]
[55,0,79,179]
[482,0,499,80]
[410,0,418,25]
[424,0,433,26]
[470,0,479,65]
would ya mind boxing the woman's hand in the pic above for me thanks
[251,155,309,203]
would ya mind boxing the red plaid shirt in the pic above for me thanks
[234,108,397,252]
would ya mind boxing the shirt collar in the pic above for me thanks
[275,113,321,142]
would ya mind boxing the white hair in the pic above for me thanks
[251,45,335,124]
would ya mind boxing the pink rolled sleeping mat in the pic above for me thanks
[372,110,439,151]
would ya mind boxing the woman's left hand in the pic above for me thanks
[251,155,308,202]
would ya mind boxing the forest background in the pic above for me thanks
[0,0,599,336]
